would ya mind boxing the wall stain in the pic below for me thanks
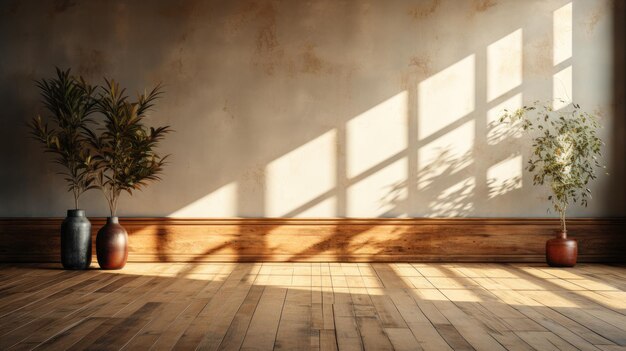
[254,1,282,76]
[408,55,432,75]
[224,1,260,37]
[76,48,107,79]
[256,24,279,52]
[170,47,185,76]
[169,32,191,77]
[472,0,497,13]
[299,44,323,74]
[527,38,552,74]
[408,0,441,20]
[297,42,341,76]
[255,2,279,52]
[223,99,235,120]
[226,1,342,78]
[156,0,199,81]
[242,166,265,187]
[593,107,606,119]
[258,49,285,76]
[585,2,607,34]
[225,0,283,76]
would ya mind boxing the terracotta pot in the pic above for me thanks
[546,230,577,267]
[96,217,128,270]
[61,209,92,270]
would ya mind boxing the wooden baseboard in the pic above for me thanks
[0,217,624,263]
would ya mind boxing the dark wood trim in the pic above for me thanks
[1,217,625,263]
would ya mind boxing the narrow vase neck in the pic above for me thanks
[107,217,119,224]
[67,209,85,217]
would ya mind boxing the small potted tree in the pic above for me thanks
[499,101,605,267]
[87,79,170,270]
[29,68,98,270]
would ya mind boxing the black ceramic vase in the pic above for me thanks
[61,209,92,270]
[96,217,128,270]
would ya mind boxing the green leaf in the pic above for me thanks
[496,100,605,216]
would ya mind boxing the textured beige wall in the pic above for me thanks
[0,0,624,218]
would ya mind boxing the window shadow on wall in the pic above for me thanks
[1,1,624,262]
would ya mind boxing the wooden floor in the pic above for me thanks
[1,263,625,351]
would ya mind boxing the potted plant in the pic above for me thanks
[499,101,605,267]
[86,79,170,270]
[29,68,98,270]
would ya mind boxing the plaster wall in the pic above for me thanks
[0,0,623,218]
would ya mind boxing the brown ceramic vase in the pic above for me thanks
[546,230,577,267]
[96,217,128,270]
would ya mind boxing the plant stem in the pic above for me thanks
[102,187,114,218]
[109,190,115,218]
[112,192,119,218]
[73,189,79,210]
[559,205,567,234]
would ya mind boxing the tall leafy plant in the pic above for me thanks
[499,101,605,232]
[29,68,98,209]
[86,80,170,217]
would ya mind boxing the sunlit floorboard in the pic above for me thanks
[0,262,625,350]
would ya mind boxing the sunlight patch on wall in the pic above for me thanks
[347,158,407,217]
[487,29,522,102]
[417,120,475,190]
[428,176,475,217]
[418,55,475,140]
[168,182,238,217]
[486,155,522,199]
[553,2,573,66]
[266,130,336,217]
[487,93,523,145]
[346,92,408,178]
[553,65,572,110]
[553,2,573,110]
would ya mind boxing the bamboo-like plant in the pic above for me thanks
[86,80,170,217]
[29,68,98,209]
[499,101,605,232]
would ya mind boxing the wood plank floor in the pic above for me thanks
[1,263,625,350]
